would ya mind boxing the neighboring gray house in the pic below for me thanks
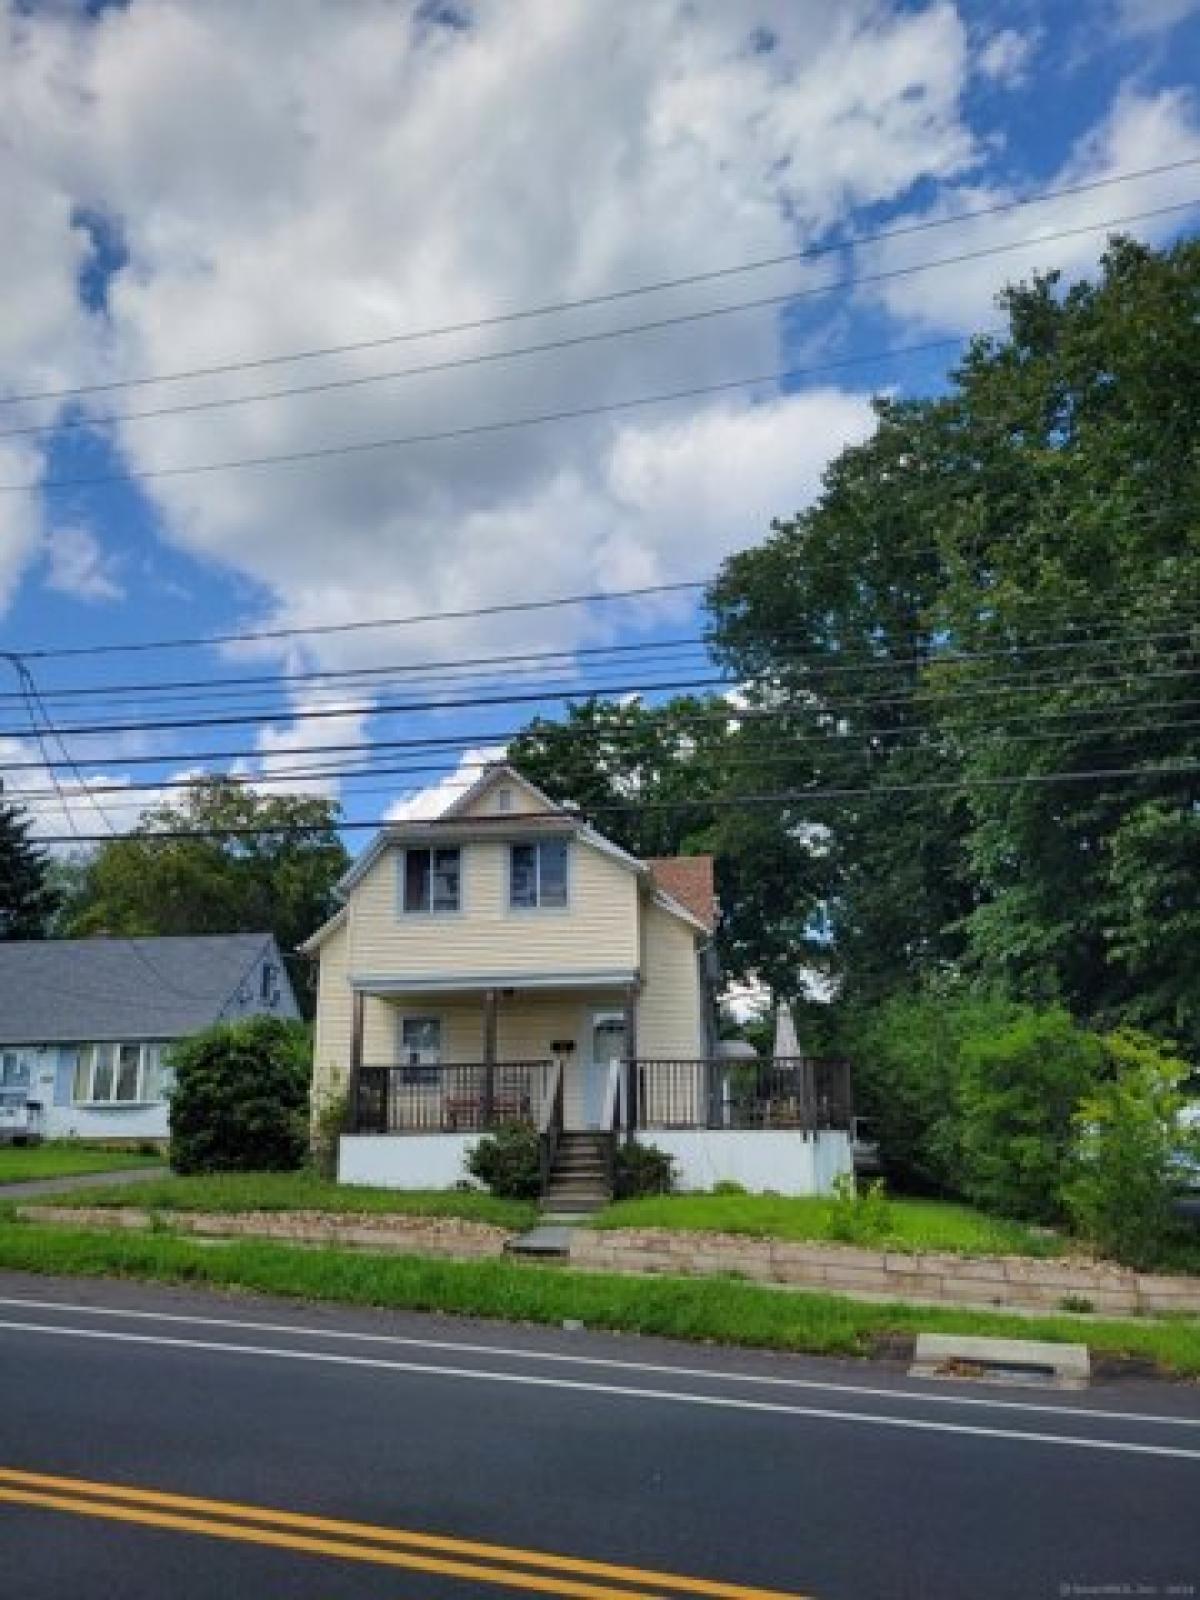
[0,934,299,1143]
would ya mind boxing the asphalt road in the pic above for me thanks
[0,1272,1197,1599]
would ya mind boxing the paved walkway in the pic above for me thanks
[0,1165,169,1202]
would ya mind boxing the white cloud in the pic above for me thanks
[43,525,124,602]
[858,85,1200,334]
[1113,0,1200,37]
[975,28,1036,87]
[0,0,987,648]
[386,744,508,820]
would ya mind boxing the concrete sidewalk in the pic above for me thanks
[0,1165,169,1202]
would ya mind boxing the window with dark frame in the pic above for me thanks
[509,839,568,909]
[402,846,461,913]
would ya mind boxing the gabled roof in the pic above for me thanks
[317,765,713,941]
[440,763,567,820]
[0,934,288,1045]
[644,856,717,932]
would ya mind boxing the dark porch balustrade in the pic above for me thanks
[353,1060,555,1135]
[631,1056,853,1134]
[349,1056,852,1136]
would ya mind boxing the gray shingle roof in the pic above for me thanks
[0,934,289,1045]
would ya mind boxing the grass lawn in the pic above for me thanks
[594,1192,1065,1258]
[0,1217,1196,1376]
[0,1144,164,1186]
[37,1169,537,1232]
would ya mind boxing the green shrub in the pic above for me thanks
[827,1173,894,1245]
[614,1140,676,1199]
[957,1008,1105,1223]
[712,1179,748,1196]
[1064,1031,1196,1268]
[311,1087,349,1181]
[467,1124,542,1200]
[169,1017,311,1175]
[848,989,1022,1192]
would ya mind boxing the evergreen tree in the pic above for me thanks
[0,796,59,939]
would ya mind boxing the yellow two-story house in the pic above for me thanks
[303,763,851,1205]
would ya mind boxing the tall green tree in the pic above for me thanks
[0,796,59,938]
[709,236,1200,1040]
[62,781,349,1009]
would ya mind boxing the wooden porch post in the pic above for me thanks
[348,988,365,1133]
[623,983,639,1143]
[482,988,498,1126]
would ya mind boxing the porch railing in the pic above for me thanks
[629,1057,853,1133]
[354,1060,555,1135]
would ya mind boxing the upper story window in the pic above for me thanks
[494,786,514,813]
[260,961,280,1006]
[401,846,461,914]
[509,839,568,909]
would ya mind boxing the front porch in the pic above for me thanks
[340,1034,855,1199]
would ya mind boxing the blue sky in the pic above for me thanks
[0,0,1197,842]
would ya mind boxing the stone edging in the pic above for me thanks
[19,1206,510,1258]
[570,1228,1200,1316]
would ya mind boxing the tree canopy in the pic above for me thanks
[60,781,349,1009]
[511,237,1200,1045]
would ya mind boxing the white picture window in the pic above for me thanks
[509,840,568,909]
[72,1043,171,1106]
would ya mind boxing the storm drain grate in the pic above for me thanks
[910,1333,1090,1391]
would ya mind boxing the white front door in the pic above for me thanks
[584,1014,625,1130]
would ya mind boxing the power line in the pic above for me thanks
[5,680,1199,777]
[2,658,209,999]
[5,612,1195,711]
[12,580,708,661]
[14,705,1200,811]
[0,671,732,740]
[5,649,1198,744]
[22,762,1200,847]
[6,157,1194,409]
[0,335,974,443]
[7,199,1195,498]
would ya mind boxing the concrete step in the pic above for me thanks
[540,1194,609,1214]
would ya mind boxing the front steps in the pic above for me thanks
[540,1131,613,1214]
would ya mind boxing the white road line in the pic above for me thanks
[0,1315,1197,1462]
[0,1292,1194,1431]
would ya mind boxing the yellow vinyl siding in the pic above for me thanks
[311,918,351,1111]
[349,839,638,977]
[455,776,550,818]
[638,901,704,1058]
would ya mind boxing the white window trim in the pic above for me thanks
[396,846,464,917]
[72,1042,170,1108]
[507,838,571,913]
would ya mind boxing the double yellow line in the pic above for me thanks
[0,1466,807,1599]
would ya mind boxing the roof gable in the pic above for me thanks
[441,764,565,820]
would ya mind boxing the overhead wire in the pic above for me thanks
[4,199,1196,497]
[4,155,1194,409]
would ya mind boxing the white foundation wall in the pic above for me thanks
[43,1103,170,1141]
[339,1133,479,1190]
[649,1129,852,1197]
